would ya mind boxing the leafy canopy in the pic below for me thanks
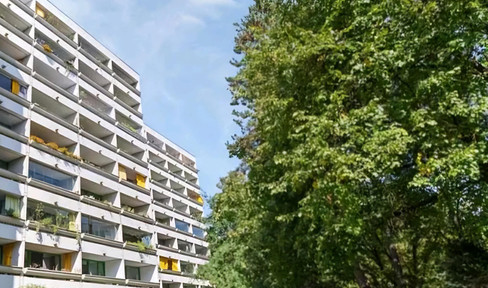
[199,0,488,287]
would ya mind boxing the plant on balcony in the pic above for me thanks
[39,217,53,231]
[120,121,138,133]
[31,203,67,235]
[128,240,153,252]
[5,208,20,219]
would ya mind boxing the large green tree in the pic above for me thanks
[199,0,488,287]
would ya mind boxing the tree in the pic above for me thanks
[199,1,488,287]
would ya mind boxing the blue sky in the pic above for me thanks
[48,0,252,209]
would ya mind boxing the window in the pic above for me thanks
[25,250,60,270]
[81,215,117,240]
[180,261,194,274]
[29,161,75,190]
[195,245,208,256]
[82,259,105,276]
[0,73,10,92]
[125,266,141,280]
[192,226,205,238]
[175,220,189,232]
[177,240,192,253]
[0,195,20,217]
[0,73,26,97]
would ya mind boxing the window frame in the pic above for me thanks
[82,259,105,276]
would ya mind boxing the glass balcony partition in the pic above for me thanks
[175,220,189,233]
[192,226,205,238]
[81,215,117,240]
[29,161,75,190]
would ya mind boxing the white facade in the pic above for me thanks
[0,0,209,287]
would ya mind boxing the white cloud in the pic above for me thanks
[179,14,206,26]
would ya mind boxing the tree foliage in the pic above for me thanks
[199,0,488,287]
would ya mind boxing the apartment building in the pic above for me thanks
[0,0,209,287]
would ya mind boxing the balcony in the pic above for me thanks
[31,88,77,130]
[157,234,176,251]
[120,194,150,221]
[169,180,185,196]
[181,155,196,171]
[192,226,205,239]
[79,114,116,149]
[189,206,203,219]
[195,245,208,257]
[113,85,141,116]
[173,199,190,216]
[175,220,190,234]
[116,112,145,142]
[0,32,30,73]
[167,162,183,178]
[78,36,110,71]
[165,145,181,162]
[35,3,76,46]
[118,164,147,190]
[80,178,117,208]
[153,192,171,209]
[123,226,153,252]
[117,135,146,167]
[26,200,76,234]
[0,142,27,184]
[125,261,156,283]
[184,170,198,183]
[81,215,118,241]
[112,62,139,95]
[28,161,75,191]
[155,212,171,227]
[80,144,117,178]
[0,1,31,35]
[34,29,75,67]
[147,134,164,153]
[30,120,79,161]
[79,87,114,122]
[176,239,192,254]
[150,170,169,190]
[187,190,203,206]
[33,55,76,96]
[79,60,111,93]
[0,97,27,138]
[25,249,60,271]
[159,256,179,273]
[0,70,28,100]
[180,261,195,275]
